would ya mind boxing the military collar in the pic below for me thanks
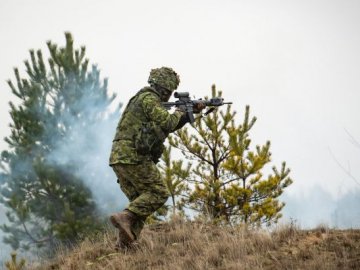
[140,86,161,97]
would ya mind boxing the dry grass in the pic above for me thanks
[29,218,360,270]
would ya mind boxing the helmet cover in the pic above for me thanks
[148,67,180,92]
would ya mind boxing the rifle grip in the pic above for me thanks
[188,111,195,123]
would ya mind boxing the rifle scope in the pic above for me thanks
[174,92,189,98]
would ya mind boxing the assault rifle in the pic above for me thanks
[162,92,232,123]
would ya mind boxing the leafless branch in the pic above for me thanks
[344,128,360,149]
[328,147,360,186]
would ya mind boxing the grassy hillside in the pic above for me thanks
[26,218,360,270]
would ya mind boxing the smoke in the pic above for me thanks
[2,81,360,260]
[0,204,11,265]
[0,65,129,262]
[45,93,127,216]
[282,186,360,228]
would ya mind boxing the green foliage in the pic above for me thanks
[0,33,116,251]
[4,252,25,270]
[159,145,191,216]
[168,85,293,226]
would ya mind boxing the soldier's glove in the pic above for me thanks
[174,111,190,131]
[193,102,206,114]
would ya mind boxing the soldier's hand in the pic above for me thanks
[193,102,206,113]
[175,107,186,114]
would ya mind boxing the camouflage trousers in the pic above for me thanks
[111,160,169,238]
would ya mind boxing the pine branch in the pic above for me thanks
[221,177,242,187]
[174,136,214,166]
[21,221,51,244]
[192,125,214,152]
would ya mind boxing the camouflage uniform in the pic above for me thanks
[111,160,167,238]
[109,87,183,166]
[109,69,187,239]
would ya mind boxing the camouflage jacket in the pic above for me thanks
[109,87,183,165]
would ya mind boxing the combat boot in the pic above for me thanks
[110,209,137,248]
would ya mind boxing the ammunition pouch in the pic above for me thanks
[135,122,166,155]
[151,144,165,164]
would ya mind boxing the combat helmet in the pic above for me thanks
[148,67,180,92]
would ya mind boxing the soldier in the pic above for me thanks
[109,67,204,249]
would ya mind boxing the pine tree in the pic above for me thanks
[159,145,191,216]
[145,146,191,222]
[0,33,118,251]
[169,85,293,226]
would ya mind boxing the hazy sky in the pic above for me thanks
[0,0,360,231]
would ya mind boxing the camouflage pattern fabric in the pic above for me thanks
[109,86,183,165]
[109,71,185,239]
[111,161,170,238]
[148,67,180,91]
